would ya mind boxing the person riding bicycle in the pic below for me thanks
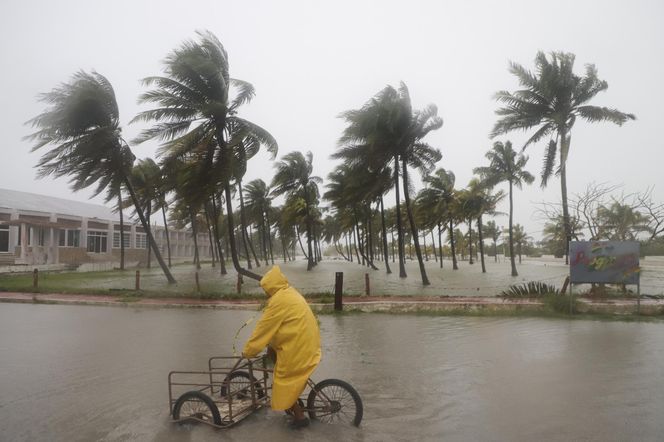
[242,265,321,429]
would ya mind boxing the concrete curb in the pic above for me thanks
[1,292,661,316]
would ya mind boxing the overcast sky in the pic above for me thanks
[1,0,662,240]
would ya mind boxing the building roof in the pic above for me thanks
[0,188,121,221]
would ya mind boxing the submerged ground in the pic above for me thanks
[1,256,663,298]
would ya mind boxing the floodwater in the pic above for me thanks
[39,255,664,297]
[2,304,664,441]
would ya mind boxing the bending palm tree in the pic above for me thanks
[133,31,276,281]
[492,52,635,262]
[417,168,457,269]
[25,71,176,283]
[474,141,534,276]
[462,178,505,273]
[336,83,442,285]
[244,179,274,265]
[271,151,321,271]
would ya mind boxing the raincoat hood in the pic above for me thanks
[260,265,290,297]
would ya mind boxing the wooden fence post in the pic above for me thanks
[33,268,38,289]
[334,272,343,311]
[236,274,243,295]
[135,270,140,291]
[364,273,370,296]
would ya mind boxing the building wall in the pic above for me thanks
[0,208,211,268]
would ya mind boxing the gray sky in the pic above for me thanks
[1,0,662,240]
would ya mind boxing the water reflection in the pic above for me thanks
[1,304,664,441]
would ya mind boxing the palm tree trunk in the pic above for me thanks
[236,181,254,270]
[352,223,361,263]
[401,159,430,285]
[423,231,428,261]
[265,212,274,264]
[394,156,407,277]
[146,200,152,269]
[210,195,227,275]
[450,220,458,270]
[302,186,315,271]
[295,226,309,259]
[335,242,349,260]
[161,205,172,267]
[247,225,260,268]
[354,216,378,270]
[123,176,176,283]
[281,234,288,262]
[118,192,125,271]
[431,230,437,262]
[468,218,474,264]
[494,238,498,262]
[438,223,444,269]
[367,213,374,263]
[204,208,216,267]
[560,129,571,265]
[379,197,392,274]
[508,180,518,277]
[260,223,268,265]
[189,207,201,270]
[312,222,320,265]
[223,184,261,281]
[478,216,486,273]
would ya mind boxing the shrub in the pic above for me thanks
[500,281,560,298]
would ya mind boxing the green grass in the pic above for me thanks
[332,306,664,322]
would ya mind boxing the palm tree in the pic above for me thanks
[597,202,649,241]
[324,162,390,272]
[271,151,321,271]
[26,71,176,283]
[483,220,502,262]
[132,30,276,282]
[244,179,274,265]
[129,159,158,268]
[542,215,584,257]
[512,224,532,264]
[417,168,457,269]
[462,178,505,273]
[336,83,442,285]
[474,141,534,276]
[491,51,635,262]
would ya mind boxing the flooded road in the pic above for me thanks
[2,303,664,441]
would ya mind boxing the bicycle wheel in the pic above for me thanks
[172,391,222,426]
[306,379,363,426]
[220,371,265,399]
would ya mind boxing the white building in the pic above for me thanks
[0,188,211,268]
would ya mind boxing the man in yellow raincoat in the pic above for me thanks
[243,265,321,428]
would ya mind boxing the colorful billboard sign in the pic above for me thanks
[569,241,640,284]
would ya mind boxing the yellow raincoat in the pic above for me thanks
[243,266,321,410]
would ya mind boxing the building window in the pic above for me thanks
[135,233,148,249]
[87,231,108,253]
[29,227,46,247]
[0,226,8,253]
[59,229,80,247]
[113,232,130,248]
